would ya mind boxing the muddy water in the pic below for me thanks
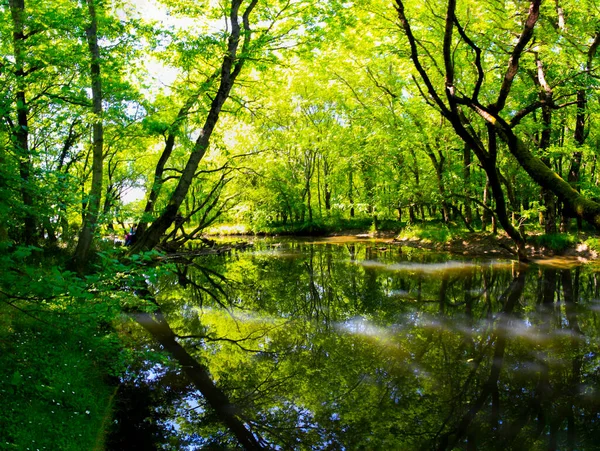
[109,238,600,450]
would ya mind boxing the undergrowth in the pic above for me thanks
[207,218,403,236]
[0,312,120,451]
[528,233,578,252]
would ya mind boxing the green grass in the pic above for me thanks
[395,222,469,244]
[0,311,120,451]
[529,233,578,252]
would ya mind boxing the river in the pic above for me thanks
[108,237,600,450]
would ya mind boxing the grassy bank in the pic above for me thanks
[0,244,146,451]
[206,218,404,236]
[0,310,121,450]
[206,219,600,258]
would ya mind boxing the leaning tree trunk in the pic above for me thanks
[498,125,600,229]
[73,0,104,272]
[135,84,217,237]
[131,0,259,252]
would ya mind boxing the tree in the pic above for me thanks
[7,0,36,244]
[393,0,600,259]
[72,0,104,271]
[131,0,261,251]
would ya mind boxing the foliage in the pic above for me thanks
[0,240,165,449]
[0,312,117,451]
[396,222,469,244]
[529,233,578,252]
[3,0,600,447]
[584,236,600,254]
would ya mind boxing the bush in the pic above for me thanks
[396,222,467,244]
[529,233,577,252]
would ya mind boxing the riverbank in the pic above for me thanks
[0,310,119,451]
[206,222,600,262]
[392,232,599,262]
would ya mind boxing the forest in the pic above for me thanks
[2,0,600,449]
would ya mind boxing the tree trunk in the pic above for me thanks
[323,158,332,211]
[463,144,473,225]
[73,0,104,271]
[9,0,36,244]
[535,56,557,234]
[481,180,491,231]
[132,0,259,252]
[316,154,322,217]
[409,205,416,223]
[305,150,314,223]
[485,128,526,257]
[425,144,450,223]
[348,169,355,218]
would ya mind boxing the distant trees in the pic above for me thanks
[2,0,600,261]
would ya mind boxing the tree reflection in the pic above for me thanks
[117,241,600,450]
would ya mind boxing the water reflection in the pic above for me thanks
[113,239,600,450]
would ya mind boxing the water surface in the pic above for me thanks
[109,238,600,450]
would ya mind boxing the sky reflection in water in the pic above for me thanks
[112,239,600,450]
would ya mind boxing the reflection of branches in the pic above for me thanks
[247,417,323,451]
[333,373,367,404]
[435,271,526,450]
[188,276,231,311]
[433,336,494,440]
[134,308,266,449]
[243,370,301,407]
[177,326,278,354]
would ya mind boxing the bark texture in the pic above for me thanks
[73,0,104,271]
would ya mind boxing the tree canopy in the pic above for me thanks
[2,0,600,258]
[3,0,600,447]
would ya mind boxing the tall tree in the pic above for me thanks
[8,0,36,244]
[393,0,600,258]
[73,0,104,270]
[131,0,259,251]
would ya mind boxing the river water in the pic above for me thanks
[108,237,600,450]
